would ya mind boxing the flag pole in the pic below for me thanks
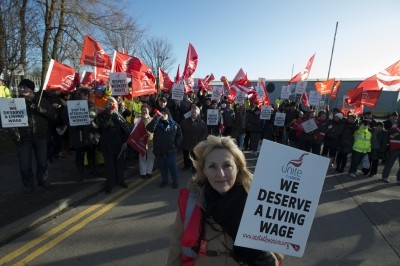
[326,22,339,109]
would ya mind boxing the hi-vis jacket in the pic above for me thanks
[352,125,372,153]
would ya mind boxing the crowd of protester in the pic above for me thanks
[3,78,400,194]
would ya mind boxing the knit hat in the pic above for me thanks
[18,79,35,90]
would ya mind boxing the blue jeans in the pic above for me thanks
[157,154,178,184]
[17,137,48,187]
[382,149,400,180]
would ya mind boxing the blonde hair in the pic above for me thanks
[191,135,253,192]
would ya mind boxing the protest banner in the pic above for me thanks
[207,109,219,125]
[109,72,129,95]
[171,83,184,101]
[295,80,307,95]
[274,112,286,127]
[0,98,28,128]
[211,86,223,101]
[281,85,291,99]
[235,90,246,104]
[308,91,321,107]
[235,140,329,257]
[301,118,318,133]
[67,100,90,126]
[260,105,272,120]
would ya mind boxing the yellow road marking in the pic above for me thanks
[0,179,139,264]
[2,156,183,264]
[15,180,149,265]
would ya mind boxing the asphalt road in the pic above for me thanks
[0,149,399,266]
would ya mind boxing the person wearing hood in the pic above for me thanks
[146,107,182,188]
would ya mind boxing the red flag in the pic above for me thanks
[330,80,341,100]
[80,71,94,87]
[127,118,149,156]
[354,60,400,93]
[221,75,236,102]
[79,35,111,69]
[182,43,198,79]
[204,73,215,84]
[112,51,156,97]
[260,81,271,106]
[315,78,335,95]
[361,89,382,108]
[175,64,180,83]
[159,68,173,92]
[42,59,78,93]
[345,86,363,105]
[183,79,194,94]
[289,53,316,84]
[231,68,254,94]
[301,92,309,107]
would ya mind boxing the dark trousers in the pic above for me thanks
[336,152,350,171]
[17,137,48,188]
[157,154,178,184]
[348,150,367,174]
[382,149,400,180]
[75,145,96,174]
[103,151,125,191]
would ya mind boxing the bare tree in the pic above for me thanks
[138,36,176,75]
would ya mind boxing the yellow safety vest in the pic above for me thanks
[0,85,11,98]
[353,127,371,153]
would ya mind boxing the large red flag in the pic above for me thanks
[159,68,173,92]
[330,80,341,100]
[361,89,382,108]
[355,60,400,92]
[221,76,236,102]
[127,118,148,156]
[345,86,363,105]
[260,80,271,106]
[42,59,78,93]
[79,35,111,69]
[289,53,316,84]
[112,51,156,97]
[231,68,254,94]
[199,73,214,92]
[315,78,335,95]
[182,43,198,79]
[80,71,94,87]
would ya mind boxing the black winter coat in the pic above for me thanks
[146,117,182,157]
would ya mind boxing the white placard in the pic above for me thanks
[295,81,307,95]
[274,112,286,127]
[235,140,329,257]
[109,72,129,95]
[308,91,321,107]
[211,86,223,101]
[301,118,318,133]
[0,98,28,128]
[207,109,219,125]
[67,100,90,126]
[172,83,184,101]
[235,91,246,104]
[260,105,272,120]
[281,85,291,99]
[256,85,265,99]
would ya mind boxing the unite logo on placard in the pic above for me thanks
[281,153,309,181]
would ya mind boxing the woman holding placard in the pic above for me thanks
[167,135,282,266]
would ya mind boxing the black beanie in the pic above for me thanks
[18,79,35,90]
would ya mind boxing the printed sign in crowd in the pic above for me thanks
[67,100,90,126]
[235,140,329,257]
[0,98,28,128]
[109,72,129,95]
[171,83,184,101]
[260,105,272,120]
[207,109,219,125]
